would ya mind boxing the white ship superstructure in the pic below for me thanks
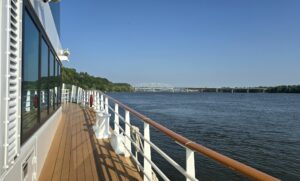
[0,0,67,180]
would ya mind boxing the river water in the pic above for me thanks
[108,92,300,181]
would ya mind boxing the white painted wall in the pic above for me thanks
[0,0,4,177]
[1,108,62,181]
[29,0,62,56]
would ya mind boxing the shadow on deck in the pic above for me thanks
[39,103,142,181]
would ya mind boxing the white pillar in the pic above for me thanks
[144,122,152,181]
[97,92,100,110]
[80,88,82,103]
[86,91,89,105]
[124,110,131,157]
[83,90,86,106]
[95,92,99,111]
[94,91,97,109]
[77,88,80,104]
[114,104,119,134]
[100,94,104,110]
[186,148,195,181]
[92,91,95,107]
[105,97,109,114]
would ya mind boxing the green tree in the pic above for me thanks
[62,67,133,92]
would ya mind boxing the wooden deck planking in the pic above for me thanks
[76,108,85,181]
[52,110,68,181]
[68,107,77,181]
[60,111,71,181]
[39,103,142,181]
[39,113,66,181]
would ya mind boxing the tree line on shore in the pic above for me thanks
[62,67,133,92]
[264,85,300,93]
[62,67,300,93]
[187,85,300,93]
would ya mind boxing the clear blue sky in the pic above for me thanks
[61,0,300,87]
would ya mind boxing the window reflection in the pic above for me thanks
[54,60,57,109]
[40,39,49,122]
[21,11,39,141]
[49,53,55,114]
[21,9,62,144]
[57,63,61,107]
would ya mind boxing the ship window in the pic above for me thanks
[57,62,61,107]
[49,52,55,114]
[54,59,57,109]
[21,6,62,144]
[21,11,39,142]
[40,38,49,122]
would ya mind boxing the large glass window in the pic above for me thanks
[49,53,55,114]
[40,39,49,122]
[57,62,61,107]
[54,60,57,109]
[22,7,62,144]
[21,11,39,142]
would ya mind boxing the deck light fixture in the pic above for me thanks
[59,49,70,61]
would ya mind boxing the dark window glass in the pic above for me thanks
[21,11,39,142]
[40,39,49,122]
[54,60,57,109]
[57,62,61,106]
[49,53,55,114]
[22,6,62,144]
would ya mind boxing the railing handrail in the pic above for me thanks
[107,104,197,181]
[101,92,280,181]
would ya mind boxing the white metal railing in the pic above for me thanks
[63,85,196,180]
[95,90,196,181]
[61,89,70,103]
[62,84,280,181]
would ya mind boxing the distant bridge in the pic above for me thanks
[134,83,268,93]
[134,83,179,92]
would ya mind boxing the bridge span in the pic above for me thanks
[134,83,267,93]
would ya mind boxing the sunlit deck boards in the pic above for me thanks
[39,103,142,181]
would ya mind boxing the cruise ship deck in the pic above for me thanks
[39,103,142,181]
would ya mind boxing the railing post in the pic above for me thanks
[87,91,89,105]
[96,91,99,110]
[98,92,101,111]
[144,122,152,181]
[83,90,86,106]
[105,97,109,114]
[134,127,139,161]
[79,88,82,104]
[124,110,131,157]
[186,148,195,181]
[95,91,98,107]
[93,90,96,108]
[114,103,119,134]
[100,94,104,111]
[81,90,83,104]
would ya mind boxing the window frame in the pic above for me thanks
[40,37,50,123]
[21,8,41,144]
[21,0,62,145]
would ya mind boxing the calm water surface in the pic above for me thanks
[108,93,300,181]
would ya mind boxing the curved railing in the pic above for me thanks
[104,93,280,181]
[64,84,280,181]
